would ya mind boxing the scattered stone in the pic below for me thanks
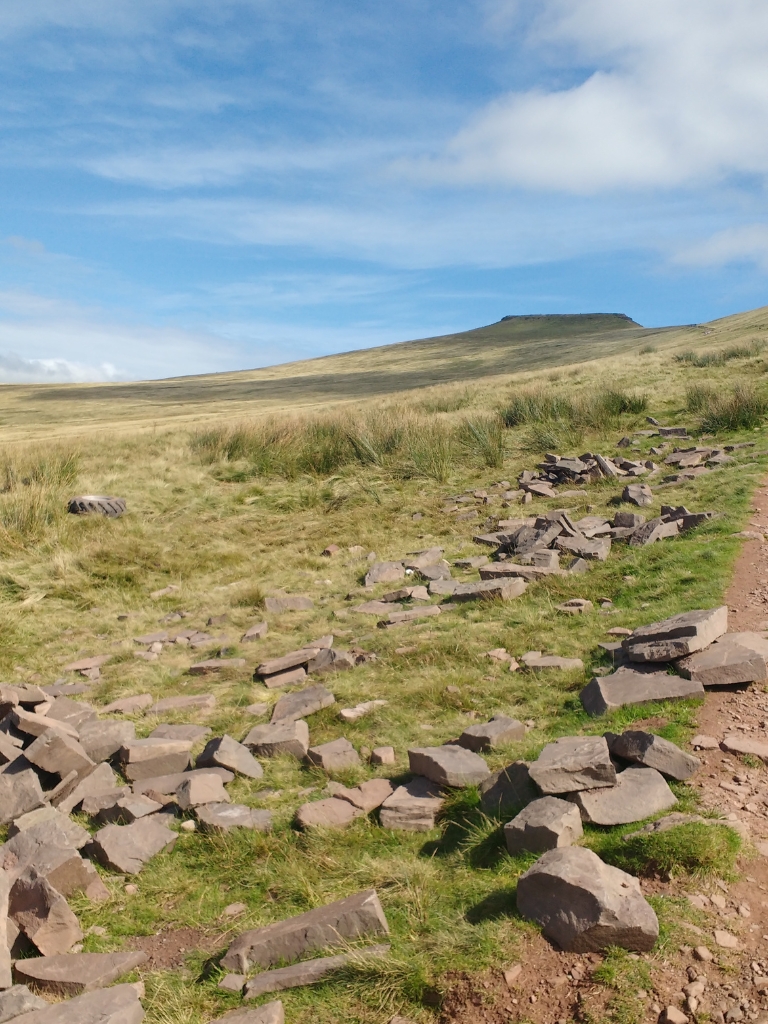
[714,929,740,949]
[458,715,525,752]
[62,656,110,674]
[556,536,611,561]
[242,622,268,642]
[580,665,704,716]
[622,811,731,840]
[380,778,445,831]
[9,869,83,955]
[177,774,230,810]
[516,846,659,952]
[45,698,96,731]
[11,709,78,740]
[454,556,489,568]
[13,954,147,996]
[196,735,263,779]
[623,484,653,507]
[693,945,713,961]
[54,763,121,815]
[450,579,527,602]
[339,700,387,723]
[90,818,177,874]
[210,1001,285,1023]
[479,761,538,816]
[691,734,719,749]
[622,606,728,662]
[504,797,583,854]
[101,694,153,714]
[259,667,307,689]
[528,736,616,794]
[677,631,768,686]
[524,654,584,670]
[243,944,390,998]
[371,746,395,765]
[150,724,211,742]
[221,889,389,971]
[243,720,310,759]
[378,605,441,626]
[569,766,677,825]
[306,648,356,674]
[264,595,314,613]
[149,694,216,714]
[118,738,192,781]
[351,601,395,615]
[189,659,245,676]
[218,974,245,993]
[0,767,45,825]
[196,804,272,834]
[295,798,362,829]
[270,685,335,724]
[628,517,681,546]
[0,985,48,1020]
[95,794,162,825]
[408,745,490,787]
[306,738,360,771]
[328,779,394,812]
[77,720,136,763]
[131,767,233,796]
[555,599,593,615]
[610,731,701,780]
[720,735,768,763]
[24,732,94,780]
[364,562,405,586]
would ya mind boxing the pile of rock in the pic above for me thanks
[254,634,371,688]
[582,605,768,715]
[517,451,659,496]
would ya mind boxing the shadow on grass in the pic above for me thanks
[464,886,521,925]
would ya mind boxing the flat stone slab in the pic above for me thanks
[306,738,360,771]
[270,685,335,724]
[450,579,527,602]
[196,803,273,833]
[149,694,216,714]
[379,778,445,831]
[102,694,153,714]
[90,818,177,874]
[23,733,94,781]
[408,745,490,787]
[609,731,700,780]
[94,794,162,825]
[177,774,230,810]
[210,1001,284,1023]
[5,983,144,1023]
[458,715,525,752]
[504,797,583,854]
[242,621,268,642]
[364,562,405,586]
[720,735,768,762]
[0,767,45,825]
[243,721,310,759]
[189,660,245,675]
[580,666,704,716]
[570,766,677,825]
[295,798,362,829]
[244,944,390,998]
[623,484,653,507]
[327,779,394,812]
[119,738,193,781]
[556,535,611,561]
[524,654,584,670]
[622,606,728,662]
[131,767,233,796]
[528,736,616,794]
[78,720,136,763]
[628,517,680,547]
[150,724,212,742]
[0,986,48,1021]
[256,649,317,678]
[677,631,768,686]
[10,868,83,955]
[479,761,538,816]
[196,735,263,779]
[264,595,313,613]
[13,953,147,996]
[221,889,389,971]
[351,600,395,615]
[517,846,659,952]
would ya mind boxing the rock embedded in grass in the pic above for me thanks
[150,724,211,742]
[528,736,616,794]
[327,778,394,812]
[370,746,395,765]
[408,745,490,787]
[90,817,177,874]
[263,594,313,613]
[364,562,405,586]
[568,765,677,825]
[243,944,390,998]
[269,685,335,724]
[305,737,360,771]
[100,694,152,714]
[295,798,362,829]
[580,666,704,716]
[479,761,538,816]
[176,773,230,810]
[504,797,583,854]
[449,579,527,603]
[24,732,94,780]
[221,889,389,971]
[458,715,525,752]
[379,778,445,831]
[211,998,285,1022]
[516,846,659,952]
[622,483,653,507]
[196,804,272,833]
[189,658,245,675]
[609,731,701,780]
[196,735,263,779]
[243,720,310,759]
[148,694,216,714]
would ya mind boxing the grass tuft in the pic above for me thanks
[701,383,768,431]
[597,822,742,880]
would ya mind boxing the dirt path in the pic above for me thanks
[440,489,768,1024]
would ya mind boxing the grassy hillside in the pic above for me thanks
[1,305,768,1023]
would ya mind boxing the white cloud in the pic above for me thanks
[416,0,768,192]
[674,224,768,270]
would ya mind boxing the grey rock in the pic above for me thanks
[351,600,395,615]
[613,511,645,528]
[118,739,193,782]
[90,818,177,874]
[149,724,211,742]
[8,807,69,840]
[306,648,356,674]
[458,715,525,752]
[556,536,611,561]
[0,768,45,825]
[504,797,583,854]
[327,779,394,812]
[569,766,677,825]
[622,484,653,507]
[209,1000,284,1024]
[479,761,538,817]
[622,606,728,661]
[101,694,153,715]
[13,954,147,996]
[364,562,405,586]
[379,778,445,831]
[149,694,216,714]
[270,685,335,724]
[45,698,96,732]
[9,869,83,955]
[0,869,9,988]
[580,666,704,716]
[77,720,135,764]
[449,579,527,602]
[408,746,490,787]
[263,595,313,613]
[610,731,700,780]
[677,631,768,686]
[131,767,233,796]
[305,738,360,772]
[53,763,120,815]
[403,547,444,569]
[258,667,306,689]
[256,649,315,678]
[242,621,268,642]
[622,811,726,840]
[414,563,451,582]
[95,794,162,825]
[10,710,78,741]
[516,846,659,951]
[295,798,362,829]
[196,735,263,779]
[176,774,229,810]
[428,579,458,596]
[243,720,310,759]
[196,804,272,833]
[221,889,389,971]
[528,736,616,794]
[3,983,144,1023]
[0,986,48,1021]
[628,517,680,547]
[244,944,390,998]
[23,733,94,780]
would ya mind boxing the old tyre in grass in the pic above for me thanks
[68,495,127,518]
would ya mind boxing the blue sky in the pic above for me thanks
[1,0,768,381]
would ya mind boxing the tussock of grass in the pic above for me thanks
[502,385,647,431]
[686,382,719,412]
[701,383,768,431]
[675,339,763,366]
[598,822,742,880]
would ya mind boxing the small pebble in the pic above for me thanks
[125,884,138,895]
[180,820,196,832]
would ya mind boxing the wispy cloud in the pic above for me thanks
[675,224,768,271]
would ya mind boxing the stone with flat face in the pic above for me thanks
[24,733,94,780]
[95,795,162,825]
[0,869,10,988]
[45,698,96,731]
[13,954,147,997]
[90,818,177,875]
[306,648,356,674]
[622,606,727,662]
[516,846,658,952]
[118,739,193,782]
[622,484,653,507]
[4,984,144,1023]
[327,779,394,813]
[256,650,315,678]
[270,685,335,724]
[479,761,538,816]
[379,778,444,831]
[0,986,48,1021]
[556,536,611,561]
[210,1001,284,1024]
[131,767,233,796]
[53,763,120,815]
[150,724,211,742]
[176,774,230,810]
[628,517,681,547]
[149,694,215,714]
[364,562,405,586]
[221,889,389,972]
[504,797,583,854]
[408,746,490,787]
[609,731,701,780]
[305,738,360,772]
[101,694,153,714]
[351,601,394,615]
[580,667,704,716]
[295,798,361,829]
[242,621,268,642]
[77,720,135,764]
[569,766,677,825]
[458,715,525,752]
[449,579,527,603]
[264,595,313,613]
[677,631,768,686]
[9,869,83,956]
[196,735,263,779]
[243,720,309,759]
[720,734,768,762]
[528,736,616,794]
[243,945,390,998]
[0,767,45,825]
[196,803,272,834]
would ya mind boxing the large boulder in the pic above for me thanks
[528,737,615,794]
[504,797,583,854]
[516,847,659,952]
[677,632,768,686]
[407,746,490,787]
[580,667,704,716]
[609,732,700,780]
[622,606,727,662]
[13,952,147,996]
[569,765,677,825]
